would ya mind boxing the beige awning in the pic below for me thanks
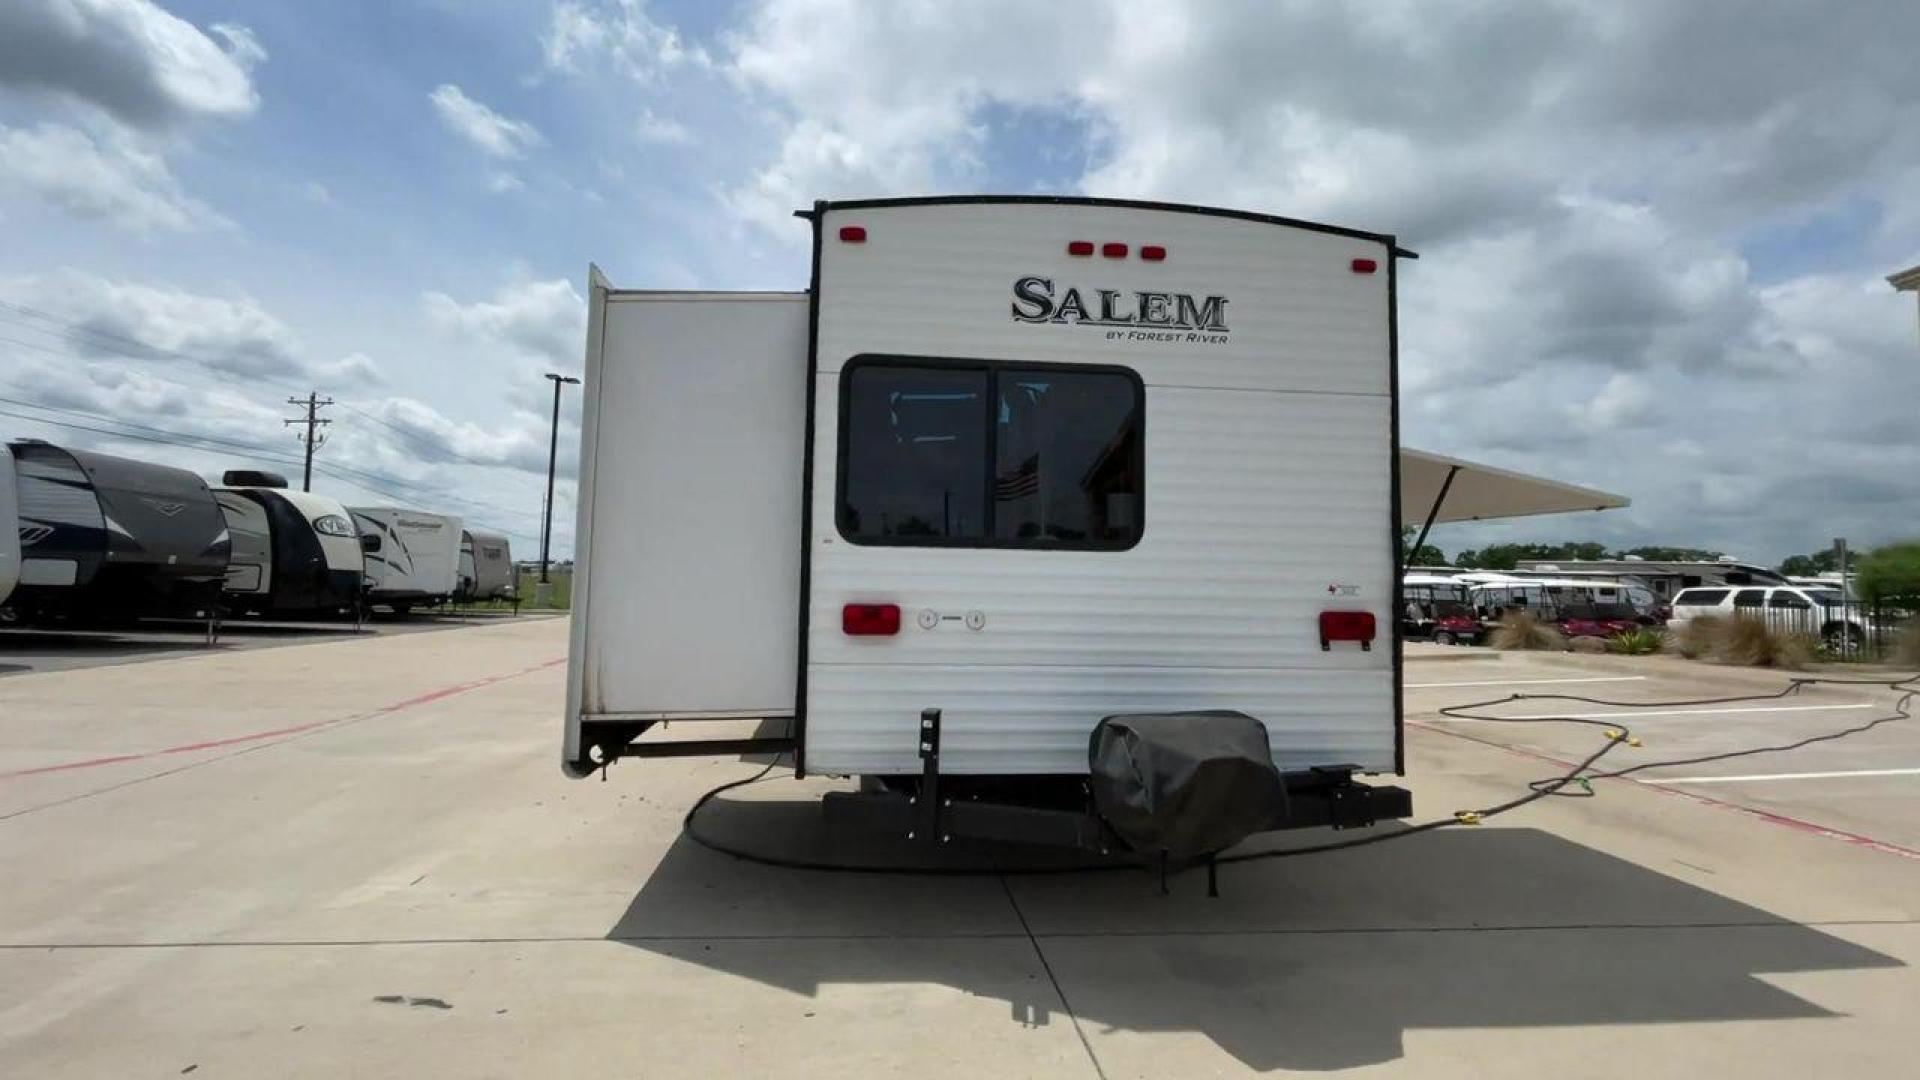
[1401,448,1628,524]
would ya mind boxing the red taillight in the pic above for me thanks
[1067,240,1094,257]
[1319,610,1377,651]
[1101,242,1128,259]
[1140,245,1166,261]
[1350,257,1378,274]
[842,603,900,636]
[839,225,867,243]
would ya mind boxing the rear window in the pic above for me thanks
[837,358,1143,549]
[1732,589,1765,607]
[1674,588,1727,607]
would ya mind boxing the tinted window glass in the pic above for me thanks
[1675,588,1727,606]
[1732,589,1765,607]
[838,360,1143,549]
[1768,591,1811,610]
[994,370,1140,544]
[840,366,989,540]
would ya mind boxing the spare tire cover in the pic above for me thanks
[1088,711,1287,860]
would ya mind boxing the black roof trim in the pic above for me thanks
[796,194,1415,258]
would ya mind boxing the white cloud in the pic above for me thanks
[485,171,526,194]
[302,180,333,205]
[0,122,221,232]
[1569,372,1657,434]
[209,23,266,70]
[314,352,384,387]
[703,0,1920,560]
[543,0,706,81]
[0,269,302,379]
[422,277,586,368]
[636,109,691,145]
[0,0,261,129]
[429,83,541,159]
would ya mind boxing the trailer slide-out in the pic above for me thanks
[566,196,1414,862]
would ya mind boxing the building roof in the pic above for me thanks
[1889,264,1920,291]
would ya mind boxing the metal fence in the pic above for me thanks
[1733,597,1916,662]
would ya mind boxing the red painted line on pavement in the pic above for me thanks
[1409,718,1920,863]
[0,657,565,782]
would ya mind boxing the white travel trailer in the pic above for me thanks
[457,528,515,602]
[567,195,1422,859]
[0,442,18,608]
[349,507,461,614]
[563,196,1629,863]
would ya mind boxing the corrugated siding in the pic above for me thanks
[806,202,1395,776]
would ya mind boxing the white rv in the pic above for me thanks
[349,507,461,614]
[456,528,515,602]
[566,196,1421,854]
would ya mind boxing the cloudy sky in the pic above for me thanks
[2,0,1916,562]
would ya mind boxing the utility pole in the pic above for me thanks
[538,372,580,606]
[284,392,333,491]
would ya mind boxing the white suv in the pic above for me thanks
[1668,584,1872,648]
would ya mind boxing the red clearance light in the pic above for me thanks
[1319,610,1377,651]
[1101,242,1128,258]
[1350,257,1378,274]
[1140,245,1167,261]
[843,603,900,636]
[1067,240,1095,257]
[839,225,867,243]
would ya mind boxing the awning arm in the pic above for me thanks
[1406,464,1460,571]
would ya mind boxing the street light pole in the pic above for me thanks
[539,372,580,604]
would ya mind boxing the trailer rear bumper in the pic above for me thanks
[822,769,1412,855]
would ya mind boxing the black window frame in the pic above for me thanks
[834,354,1146,551]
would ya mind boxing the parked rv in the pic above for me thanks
[214,471,365,618]
[456,528,514,602]
[565,195,1425,864]
[0,442,18,609]
[1513,558,1787,603]
[3,440,229,624]
[350,507,461,614]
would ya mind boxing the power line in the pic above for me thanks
[0,305,556,482]
[0,301,311,399]
[0,306,561,539]
[0,397,542,534]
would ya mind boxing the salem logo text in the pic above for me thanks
[1010,276,1229,344]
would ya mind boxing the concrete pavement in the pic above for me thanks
[1,619,1916,1077]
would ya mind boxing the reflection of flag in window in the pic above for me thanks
[995,453,1040,501]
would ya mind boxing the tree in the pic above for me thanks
[1399,526,1448,567]
[1455,541,1608,570]
[1857,541,1920,603]
[1778,549,1840,577]
[1618,546,1723,562]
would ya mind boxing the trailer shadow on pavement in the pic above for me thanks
[606,796,1901,1072]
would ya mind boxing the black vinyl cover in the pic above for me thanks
[1088,711,1288,860]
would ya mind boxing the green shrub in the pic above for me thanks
[1490,611,1566,651]
[1608,628,1664,655]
